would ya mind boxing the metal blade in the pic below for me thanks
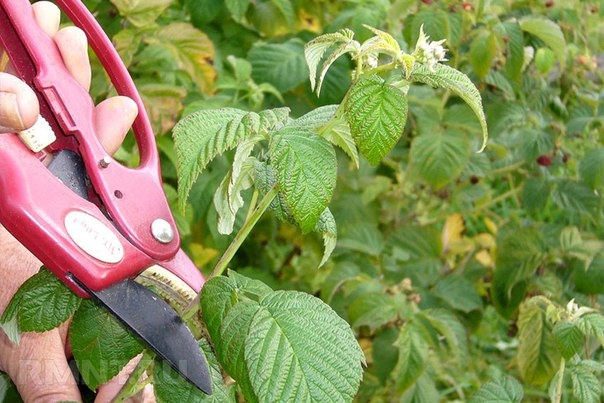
[70,275,212,394]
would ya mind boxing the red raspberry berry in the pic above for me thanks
[536,155,552,166]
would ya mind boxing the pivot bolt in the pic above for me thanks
[151,219,174,244]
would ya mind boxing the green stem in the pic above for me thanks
[553,358,566,403]
[112,350,155,402]
[182,185,278,321]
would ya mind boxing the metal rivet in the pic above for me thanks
[151,219,174,244]
[99,156,112,168]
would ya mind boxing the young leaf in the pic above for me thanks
[110,0,172,27]
[393,323,428,393]
[292,105,359,168]
[0,267,80,337]
[344,74,408,165]
[245,290,365,403]
[174,108,247,207]
[516,299,560,385]
[305,29,360,96]
[70,300,144,391]
[409,63,488,151]
[314,208,337,267]
[469,375,524,403]
[154,340,235,403]
[553,321,583,360]
[269,127,337,233]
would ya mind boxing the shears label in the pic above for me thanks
[64,211,124,264]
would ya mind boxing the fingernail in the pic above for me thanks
[0,91,24,130]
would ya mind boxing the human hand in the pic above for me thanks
[0,2,151,402]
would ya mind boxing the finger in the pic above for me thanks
[31,1,61,37]
[54,26,92,91]
[95,355,155,403]
[1,327,82,402]
[94,96,138,155]
[0,73,39,132]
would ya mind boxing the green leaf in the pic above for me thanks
[400,373,439,403]
[410,130,471,189]
[469,375,524,403]
[432,275,483,313]
[568,361,601,403]
[174,108,246,205]
[469,31,498,79]
[516,299,560,385]
[110,0,172,27]
[393,323,428,393]
[579,148,604,191]
[292,105,360,168]
[348,293,402,330]
[344,74,408,165]
[314,208,337,267]
[249,39,308,93]
[245,290,365,403]
[225,0,249,21]
[0,267,80,339]
[417,309,468,365]
[576,313,604,347]
[305,29,359,96]
[552,180,599,216]
[269,127,337,233]
[70,300,144,390]
[409,63,488,151]
[154,339,235,403]
[214,139,259,235]
[552,321,583,360]
[519,17,566,67]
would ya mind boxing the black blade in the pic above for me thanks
[70,275,212,394]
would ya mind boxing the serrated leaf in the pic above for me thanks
[245,290,364,403]
[552,180,599,216]
[70,300,144,390]
[0,267,80,337]
[579,148,604,190]
[552,321,583,360]
[469,375,524,403]
[393,323,428,393]
[305,29,359,96]
[400,373,439,403]
[110,0,172,27]
[214,138,260,235]
[410,63,488,151]
[576,313,604,347]
[516,299,560,385]
[269,127,337,233]
[344,74,407,165]
[410,130,471,189]
[358,25,401,59]
[146,22,216,93]
[314,208,337,267]
[519,17,566,67]
[348,293,401,330]
[568,361,601,403]
[292,105,359,168]
[250,39,308,93]
[154,339,235,403]
[174,108,247,206]
[432,275,482,313]
[417,309,468,365]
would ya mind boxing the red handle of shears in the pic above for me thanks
[0,0,203,295]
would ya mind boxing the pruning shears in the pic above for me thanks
[0,0,211,394]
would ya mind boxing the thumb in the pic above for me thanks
[3,329,82,403]
[0,73,39,133]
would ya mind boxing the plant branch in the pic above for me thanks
[112,350,155,402]
[552,358,565,403]
[182,185,278,320]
